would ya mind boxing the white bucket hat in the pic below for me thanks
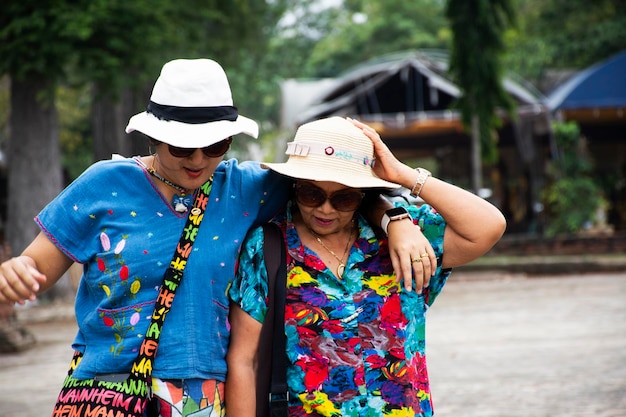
[262,117,400,189]
[125,58,258,148]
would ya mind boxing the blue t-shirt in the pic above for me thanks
[36,156,290,380]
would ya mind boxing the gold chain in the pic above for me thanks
[309,224,355,278]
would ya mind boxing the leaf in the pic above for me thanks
[100,232,111,251]
[101,284,111,297]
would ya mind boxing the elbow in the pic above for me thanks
[495,210,507,239]
[484,209,507,248]
[442,208,507,269]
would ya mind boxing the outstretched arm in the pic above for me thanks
[350,117,507,269]
[0,232,73,305]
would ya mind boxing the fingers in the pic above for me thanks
[409,248,436,292]
[0,257,46,305]
[387,221,436,294]
[396,249,435,294]
[347,118,388,154]
[390,251,414,293]
[348,117,413,187]
[355,121,380,141]
[347,117,371,133]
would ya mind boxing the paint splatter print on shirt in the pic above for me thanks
[231,202,451,417]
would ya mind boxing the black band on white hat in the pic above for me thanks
[147,101,238,124]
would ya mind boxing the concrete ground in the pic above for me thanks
[426,271,626,417]
[0,271,625,417]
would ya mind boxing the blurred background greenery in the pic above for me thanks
[0,0,624,254]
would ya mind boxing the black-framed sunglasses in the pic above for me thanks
[167,137,233,158]
[294,182,364,212]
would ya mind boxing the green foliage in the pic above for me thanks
[57,85,92,181]
[0,1,89,94]
[0,77,8,148]
[544,178,603,236]
[69,0,173,92]
[504,0,626,83]
[271,0,449,79]
[445,0,517,166]
[207,0,297,139]
[548,121,593,177]
[543,121,604,236]
[530,0,626,68]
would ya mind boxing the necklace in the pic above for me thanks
[147,166,186,194]
[309,224,355,278]
[141,158,193,213]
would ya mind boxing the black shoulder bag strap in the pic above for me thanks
[256,223,288,417]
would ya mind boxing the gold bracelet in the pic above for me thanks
[409,168,431,198]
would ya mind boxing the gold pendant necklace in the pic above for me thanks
[309,224,355,278]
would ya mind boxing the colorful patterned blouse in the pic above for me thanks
[230,202,451,417]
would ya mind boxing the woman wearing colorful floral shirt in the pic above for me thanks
[227,117,506,417]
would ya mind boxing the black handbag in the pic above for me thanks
[256,223,289,417]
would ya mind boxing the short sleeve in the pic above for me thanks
[406,203,451,306]
[219,160,292,227]
[229,226,270,323]
[35,159,135,263]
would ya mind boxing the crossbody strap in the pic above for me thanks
[131,178,212,379]
[256,223,288,417]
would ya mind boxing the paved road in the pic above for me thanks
[427,272,626,417]
[0,272,625,417]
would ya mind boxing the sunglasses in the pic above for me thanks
[294,182,364,212]
[167,138,232,158]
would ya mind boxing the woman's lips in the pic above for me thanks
[315,217,334,227]
[184,168,203,178]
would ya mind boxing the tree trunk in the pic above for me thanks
[6,77,62,255]
[92,85,148,161]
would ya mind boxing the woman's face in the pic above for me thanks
[154,138,231,190]
[294,180,363,236]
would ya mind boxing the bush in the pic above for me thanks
[543,121,604,237]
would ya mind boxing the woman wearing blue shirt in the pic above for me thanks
[0,60,427,417]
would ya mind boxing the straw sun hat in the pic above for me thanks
[125,58,258,148]
[262,117,400,189]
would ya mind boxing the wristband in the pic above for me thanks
[410,167,431,198]
[381,207,412,234]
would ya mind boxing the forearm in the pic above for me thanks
[350,117,505,270]
[226,303,263,417]
[0,232,72,304]
[399,170,506,267]
[418,177,505,243]
[225,362,257,417]
[22,232,73,293]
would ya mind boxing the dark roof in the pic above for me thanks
[546,50,626,110]
[297,50,545,125]
[289,50,550,145]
